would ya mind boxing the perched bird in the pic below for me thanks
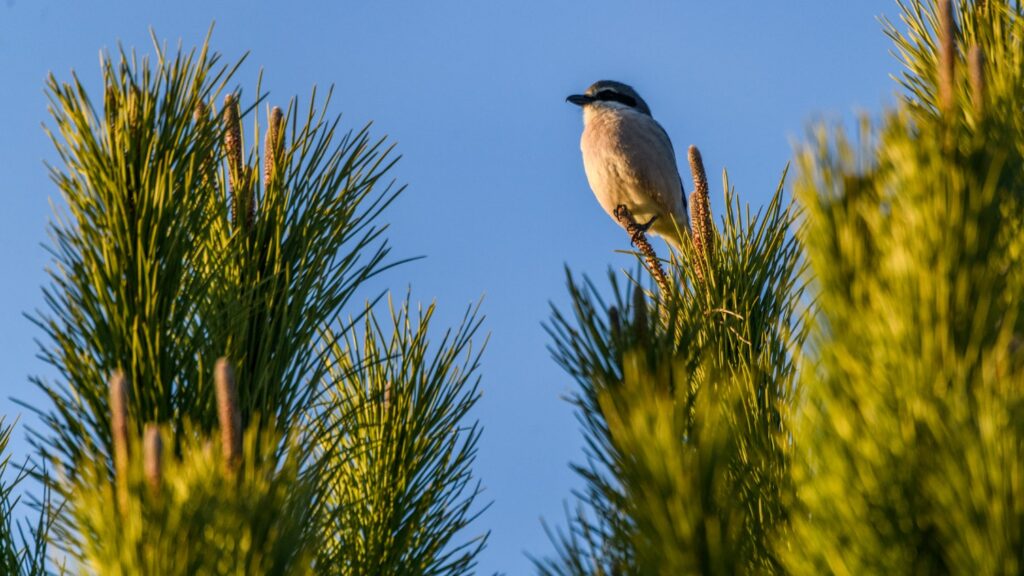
[567,80,690,250]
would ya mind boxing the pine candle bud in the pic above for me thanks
[215,358,242,470]
[968,46,986,115]
[143,424,162,493]
[264,106,284,187]
[109,370,130,513]
[223,94,245,225]
[938,0,956,114]
[688,145,714,282]
[109,370,130,480]
[193,99,207,123]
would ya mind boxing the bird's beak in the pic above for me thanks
[566,94,593,107]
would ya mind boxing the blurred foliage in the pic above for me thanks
[62,422,315,575]
[786,1,1024,573]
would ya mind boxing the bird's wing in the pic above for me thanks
[634,115,687,219]
[651,122,689,211]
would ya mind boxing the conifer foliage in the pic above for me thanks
[538,1,1024,574]
[2,34,488,574]
[0,419,50,576]
[4,1,1024,574]
[537,155,804,574]
[787,1,1024,573]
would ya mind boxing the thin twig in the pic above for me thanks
[264,106,284,188]
[614,205,671,297]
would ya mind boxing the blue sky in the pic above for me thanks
[2,1,898,573]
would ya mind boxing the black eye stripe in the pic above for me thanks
[594,90,637,108]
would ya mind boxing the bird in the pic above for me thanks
[567,80,690,251]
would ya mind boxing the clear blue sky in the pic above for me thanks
[2,1,897,573]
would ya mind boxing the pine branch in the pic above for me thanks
[315,296,489,575]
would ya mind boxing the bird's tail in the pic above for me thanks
[661,232,685,255]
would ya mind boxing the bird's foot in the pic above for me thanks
[614,205,659,246]
[614,205,658,238]
[637,215,658,233]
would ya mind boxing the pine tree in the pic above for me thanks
[536,1,1024,574]
[6,33,488,574]
[786,1,1024,573]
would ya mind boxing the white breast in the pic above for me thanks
[579,104,687,240]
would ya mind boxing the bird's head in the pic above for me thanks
[566,80,652,116]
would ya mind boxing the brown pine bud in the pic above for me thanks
[687,145,710,204]
[109,370,130,513]
[688,146,714,282]
[938,0,957,114]
[264,106,284,188]
[223,94,245,225]
[143,424,162,493]
[215,358,242,471]
[193,99,207,124]
[109,370,130,480]
[968,46,986,115]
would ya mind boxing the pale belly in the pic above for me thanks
[581,146,682,236]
